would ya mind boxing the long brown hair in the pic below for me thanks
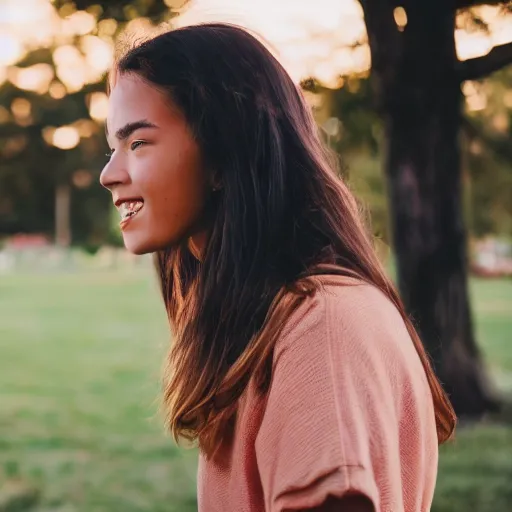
[113,23,456,458]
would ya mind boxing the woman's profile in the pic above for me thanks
[100,23,456,512]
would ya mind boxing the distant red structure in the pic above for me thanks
[4,234,50,250]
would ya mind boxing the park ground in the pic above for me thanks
[0,269,511,511]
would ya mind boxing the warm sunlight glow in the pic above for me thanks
[80,35,114,81]
[62,10,96,37]
[52,44,82,68]
[9,64,54,94]
[393,7,408,30]
[1,0,512,93]
[0,34,24,66]
[98,19,118,38]
[49,81,67,99]
[175,0,512,87]
[52,126,80,150]
[332,45,371,75]
[53,45,87,92]
[88,92,109,122]
[174,0,368,86]
[73,119,98,138]
[120,17,166,43]
[456,5,512,61]
[463,81,487,112]
[456,29,493,61]
[0,0,101,90]
[11,98,32,120]
[56,65,86,92]
[42,126,56,145]
[2,0,60,51]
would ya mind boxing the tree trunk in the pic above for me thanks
[55,183,71,247]
[366,1,500,416]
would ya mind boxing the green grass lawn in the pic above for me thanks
[0,270,511,511]
[434,278,512,512]
[0,270,197,512]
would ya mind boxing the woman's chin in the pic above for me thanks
[123,232,179,255]
[123,235,158,255]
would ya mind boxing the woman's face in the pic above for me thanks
[100,73,211,256]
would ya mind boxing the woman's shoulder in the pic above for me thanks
[277,275,409,357]
[274,274,430,395]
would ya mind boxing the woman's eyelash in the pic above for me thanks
[131,140,146,151]
[105,141,145,160]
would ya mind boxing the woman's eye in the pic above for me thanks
[130,140,146,151]
[106,149,114,160]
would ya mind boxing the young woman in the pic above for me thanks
[100,23,456,512]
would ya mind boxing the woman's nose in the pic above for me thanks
[99,154,130,191]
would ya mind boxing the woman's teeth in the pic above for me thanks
[120,200,144,221]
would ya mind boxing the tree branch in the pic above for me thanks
[458,41,512,81]
[358,0,402,101]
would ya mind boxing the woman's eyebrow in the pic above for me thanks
[110,120,159,141]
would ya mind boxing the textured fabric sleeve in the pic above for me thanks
[254,283,410,512]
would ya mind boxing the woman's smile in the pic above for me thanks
[116,199,145,229]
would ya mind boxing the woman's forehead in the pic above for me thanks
[106,74,169,136]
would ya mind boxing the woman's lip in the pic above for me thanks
[119,205,144,230]
[115,197,144,208]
